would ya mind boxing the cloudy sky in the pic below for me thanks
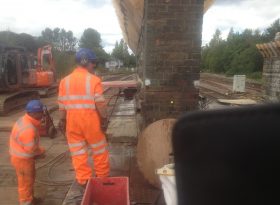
[0,0,279,51]
[203,0,280,44]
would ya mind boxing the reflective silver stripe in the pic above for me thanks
[61,74,96,105]
[13,137,36,147]
[64,104,96,110]
[93,147,107,155]
[10,148,34,158]
[58,95,95,101]
[70,148,87,156]
[68,141,86,148]
[13,124,38,147]
[90,140,106,149]
[16,118,24,127]
[65,77,70,96]
[86,74,91,95]
[21,141,36,147]
[14,125,35,139]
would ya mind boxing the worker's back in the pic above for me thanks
[58,67,103,113]
[58,65,110,185]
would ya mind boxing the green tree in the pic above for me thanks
[17,33,38,52]
[79,28,102,49]
[52,50,76,78]
[39,28,78,75]
[79,28,109,64]
[111,41,121,60]
[209,29,223,47]
[201,22,271,78]
[264,19,280,41]
[41,28,54,43]
[227,47,263,75]
[0,31,37,52]
[111,39,135,67]
[40,27,77,51]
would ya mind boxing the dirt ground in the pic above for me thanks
[0,95,164,205]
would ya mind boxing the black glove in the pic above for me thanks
[58,119,66,135]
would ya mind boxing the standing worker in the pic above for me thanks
[58,48,110,190]
[10,100,45,205]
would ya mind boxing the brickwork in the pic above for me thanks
[256,36,280,102]
[263,59,280,101]
[140,0,204,125]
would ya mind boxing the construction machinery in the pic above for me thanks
[0,44,57,115]
[39,105,57,138]
[33,45,58,96]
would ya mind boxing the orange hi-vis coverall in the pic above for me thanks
[58,67,110,185]
[9,114,42,205]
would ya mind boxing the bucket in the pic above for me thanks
[81,177,130,205]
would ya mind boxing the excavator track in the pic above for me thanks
[25,84,58,98]
[37,84,58,97]
[0,91,39,115]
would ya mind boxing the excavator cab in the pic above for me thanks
[35,45,56,87]
[0,45,39,115]
[0,45,25,91]
[6,52,18,86]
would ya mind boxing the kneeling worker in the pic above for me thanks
[10,100,45,205]
[58,48,110,189]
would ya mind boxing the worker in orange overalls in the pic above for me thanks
[10,100,46,205]
[58,48,110,195]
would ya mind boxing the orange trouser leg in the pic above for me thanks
[67,112,92,185]
[92,147,110,177]
[11,157,35,204]
[84,119,110,177]
[67,110,110,182]
[70,152,92,185]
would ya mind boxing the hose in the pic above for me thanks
[35,150,73,186]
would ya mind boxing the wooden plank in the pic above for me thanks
[274,41,280,55]
[268,42,278,57]
[261,44,270,57]
[262,43,273,57]
[218,99,257,105]
[256,44,267,58]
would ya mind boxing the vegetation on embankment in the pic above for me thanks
[0,27,136,78]
[202,19,280,81]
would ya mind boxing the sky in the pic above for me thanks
[0,0,279,52]
[203,0,280,45]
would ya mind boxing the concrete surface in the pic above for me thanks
[107,98,138,143]
[0,129,72,205]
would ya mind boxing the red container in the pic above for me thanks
[81,177,130,205]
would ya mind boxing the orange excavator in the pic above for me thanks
[0,44,57,115]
